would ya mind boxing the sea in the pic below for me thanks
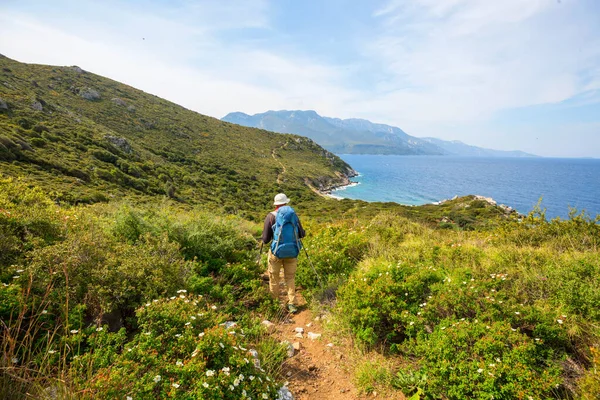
[331,155,600,220]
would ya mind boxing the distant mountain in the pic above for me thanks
[422,137,536,158]
[222,110,537,157]
[222,110,445,155]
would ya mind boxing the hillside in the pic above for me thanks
[222,110,537,157]
[0,56,354,219]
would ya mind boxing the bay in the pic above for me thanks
[331,155,600,220]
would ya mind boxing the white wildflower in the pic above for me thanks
[176,360,183,367]
[70,329,79,334]
[172,383,180,388]
[262,394,268,399]
[206,370,215,377]
[153,375,161,382]
[219,342,225,348]
[203,382,209,388]
[199,332,205,337]
[222,367,230,375]
[48,350,56,354]
[234,378,240,386]
[477,368,483,373]
[557,319,563,324]
[96,327,104,332]
[211,305,217,310]
[229,385,235,391]
[249,375,255,380]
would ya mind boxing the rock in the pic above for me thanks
[127,105,136,112]
[326,343,334,347]
[0,97,8,111]
[314,316,320,321]
[294,327,304,334]
[306,322,312,327]
[31,101,43,111]
[70,66,85,73]
[292,342,302,351]
[308,364,318,372]
[261,320,275,332]
[277,385,294,400]
[80,88,101,101]
[295,332,303,339]
[111,97,127,107]
[281,341,294,358]
[105,135,132,154]
[248,349,261,368]
[220,321,237,329]
[307,332,321,340]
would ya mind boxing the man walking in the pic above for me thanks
[261,193,305,313]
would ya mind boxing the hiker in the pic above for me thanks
[261,193,305,313]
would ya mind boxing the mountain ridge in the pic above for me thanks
[222,110,537,157]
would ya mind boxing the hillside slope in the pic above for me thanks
[0,56,354,218]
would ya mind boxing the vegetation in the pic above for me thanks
[2,56,598,399]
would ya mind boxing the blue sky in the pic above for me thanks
[1,0,599,157]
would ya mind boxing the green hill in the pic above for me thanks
[0,55,354,218]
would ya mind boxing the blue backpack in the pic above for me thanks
[271,206,302,259]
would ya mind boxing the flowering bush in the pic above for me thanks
[78,295,279,399]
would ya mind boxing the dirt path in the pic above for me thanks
[272,293,367,400]
[271,143,288,184]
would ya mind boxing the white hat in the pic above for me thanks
[273,193,290,206]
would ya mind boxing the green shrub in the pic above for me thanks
[79,296,279,400]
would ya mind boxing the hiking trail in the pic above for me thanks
[272,142,288,184]
[271,291,370,400]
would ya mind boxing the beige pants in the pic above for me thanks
[268,250,297,305]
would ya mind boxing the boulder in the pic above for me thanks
[105,135,133,154]
[0,97,8,111]
[307,332,321,340]
[31,101,43,111]
[70,66,85,73]
[111,97,127,107]
[80,88,101,101]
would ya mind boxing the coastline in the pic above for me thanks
[320,170,360,200]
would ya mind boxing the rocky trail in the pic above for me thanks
[265,286,369,400]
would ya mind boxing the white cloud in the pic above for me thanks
[361,0,600,131]
[0,1,358,119]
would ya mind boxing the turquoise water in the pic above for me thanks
[332,155,600,219]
